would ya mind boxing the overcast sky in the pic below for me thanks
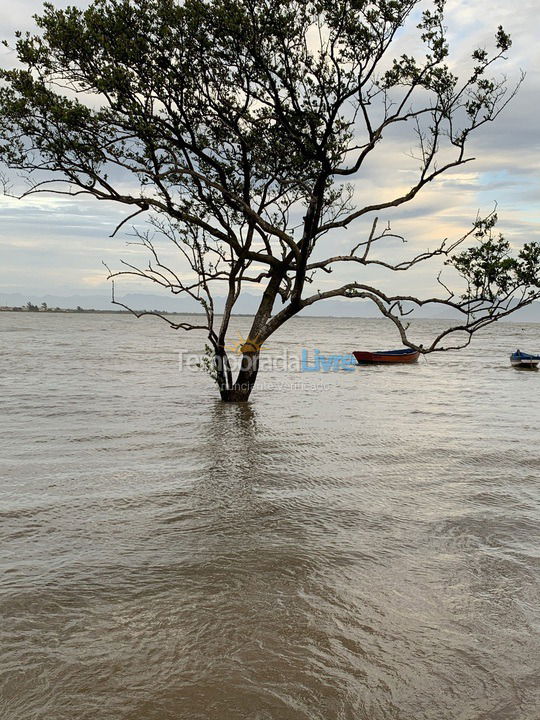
[0,0,538,305]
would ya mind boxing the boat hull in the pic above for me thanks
[510,351,540,369]
[353,349,420,365]
[511,359,539,369]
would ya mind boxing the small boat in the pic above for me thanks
[353,348,420,364]
[510,349,540,369]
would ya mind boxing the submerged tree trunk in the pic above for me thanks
[217,272,282,401]
[222,350,260,402]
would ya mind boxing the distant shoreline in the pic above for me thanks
[1,307,538,324]
[1,306,146,314]
[0,307,254,317]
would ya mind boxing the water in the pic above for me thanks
[1,312,539,720]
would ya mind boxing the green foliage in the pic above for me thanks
[0,0,514,212]
[449,216,540,302]
[495,25,512,52]
[197,343,219,383]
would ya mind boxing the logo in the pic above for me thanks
[178,346,358,375]
[226,333,267,355]
[300,349,356,372]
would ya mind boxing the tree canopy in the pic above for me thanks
[1,0,538,400]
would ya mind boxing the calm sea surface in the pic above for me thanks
[1,312,539,720]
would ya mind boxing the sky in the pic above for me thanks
[0,0,539,309]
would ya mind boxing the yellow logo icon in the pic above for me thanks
[226,333,267,355]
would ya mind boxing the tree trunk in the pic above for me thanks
[214,347,234,401]
[222,350,260,402]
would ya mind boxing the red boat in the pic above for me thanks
[353,348,420,364]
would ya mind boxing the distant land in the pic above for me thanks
[1,291,539,322]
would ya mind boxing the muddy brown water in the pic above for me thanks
[1,312,539,719]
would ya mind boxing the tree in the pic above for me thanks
[1,0,539,401]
